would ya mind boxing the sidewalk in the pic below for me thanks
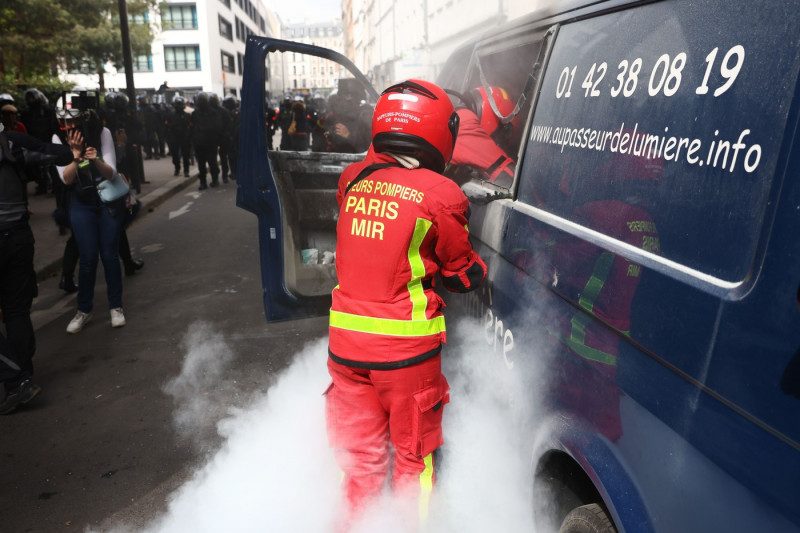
[27,155,199,282]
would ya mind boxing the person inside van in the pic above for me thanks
[447,86,518,188]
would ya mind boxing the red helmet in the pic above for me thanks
[372,79,459,173]
[471,86,516,138]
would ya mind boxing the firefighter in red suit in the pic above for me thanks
[326,79,487,525]
[448,86,517,187]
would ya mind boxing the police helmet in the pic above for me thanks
[222,94,238,111]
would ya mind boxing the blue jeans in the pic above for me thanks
[69,197,124,313]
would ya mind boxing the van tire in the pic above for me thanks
[559,503,617,533]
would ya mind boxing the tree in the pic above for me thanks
[0,0,160,91]
[66,0,161,91]
[0,0,74,78]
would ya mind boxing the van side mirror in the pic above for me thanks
[461,179,512,205]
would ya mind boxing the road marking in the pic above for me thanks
[169,201,193,220]
[140,243,165,253]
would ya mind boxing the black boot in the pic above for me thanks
[124,259,145,277]
[59,276,78,294]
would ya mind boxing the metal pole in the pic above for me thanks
[117,0,136,109]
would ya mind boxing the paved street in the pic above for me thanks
[1,156,328,532]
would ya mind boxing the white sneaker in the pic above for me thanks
[110,308,126,328]
[67,311,92,334]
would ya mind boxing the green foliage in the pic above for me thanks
[0,0,161,87]
[0,72,74,106]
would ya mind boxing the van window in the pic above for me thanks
[440,32,545,188]
[517,1,800,283]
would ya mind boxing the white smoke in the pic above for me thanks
[97,317,546,533]
[162,321,237,451]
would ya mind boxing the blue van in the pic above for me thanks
[237,1,800,531]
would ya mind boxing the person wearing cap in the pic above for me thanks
[1,104,28,134]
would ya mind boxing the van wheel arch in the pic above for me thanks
[534,451,617,532]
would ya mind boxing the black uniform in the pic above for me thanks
[164,102,192,177]
[190,94,223,189]
[0,130,72,412]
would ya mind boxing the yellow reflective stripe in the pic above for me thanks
[330,310,445,337]
[418,453,434,524]
[556,251,618,366]
[407,218,432,321]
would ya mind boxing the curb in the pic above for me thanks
[35,174,198,283]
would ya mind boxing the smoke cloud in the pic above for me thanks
[99,317,547,533]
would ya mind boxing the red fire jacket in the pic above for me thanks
[329,151,487,369]
[450,108,515,186]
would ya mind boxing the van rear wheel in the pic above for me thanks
[558,503,617,533]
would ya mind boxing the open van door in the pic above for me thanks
[237,37,378,322]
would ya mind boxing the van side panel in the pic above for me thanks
[449,0,800,531]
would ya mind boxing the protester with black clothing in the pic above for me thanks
[20,89,62,197]
[220,94,240,181]
[0,126,73,414]
[288,99,311,151]
[324,80,371,153]
[165,95,193,177]
[190,92,223,190]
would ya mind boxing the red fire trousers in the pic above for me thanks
[325,353,450,522]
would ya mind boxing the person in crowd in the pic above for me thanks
[164,95,193,177]
[324,79,372,153]
[141,96,161,161]
[326,79,486,527]
[308,95,328,152]
[0,94,15,110]
[288,98,311,151]
[266,102,278,151]
[55,108,129,333]
[218,94,240,182]
[20,89,62,198]
[106,93,146,193]
[219,94,241,181]
[189,92,223,190]
[278,96,294,150]
[1,104,27,134]
[0,123,73,414]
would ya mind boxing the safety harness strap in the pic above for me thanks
[344,162,403,196]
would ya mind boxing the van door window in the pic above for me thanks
[444,36,545,189]
[517,1,800,284]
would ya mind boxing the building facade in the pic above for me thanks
[277,21,346,100]
[64,0,281,101]
[348,0,557,91]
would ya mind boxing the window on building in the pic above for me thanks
[163,4,198,30]
[237,52,244,74]
[219,16,233,40]
[219,0,231,7]
[133,54,153,72]
[116,54,153,73]
[68,58,100,75]
[221,51,235,73]
[164,45,201,71]
[131,12,149,24]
